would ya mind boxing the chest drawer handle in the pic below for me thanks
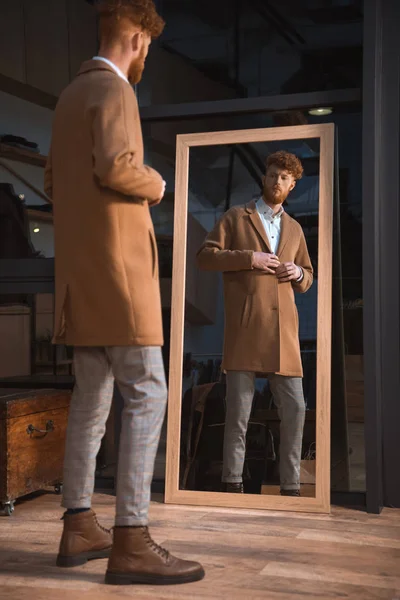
[26,420,54,435]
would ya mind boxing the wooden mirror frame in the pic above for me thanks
[165,124,334,514]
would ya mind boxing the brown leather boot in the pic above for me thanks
[280,489,301,497]
[56,509,113,567]
[221,482,244,493]
[105,526,205,585]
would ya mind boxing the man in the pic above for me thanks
[44,0,204,586]
[197,151,313,496]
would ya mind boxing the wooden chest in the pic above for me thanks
[0,388,71,514]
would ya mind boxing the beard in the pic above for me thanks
[263,185,290,206]
[128,49,146,85]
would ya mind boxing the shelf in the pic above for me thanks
[35,360,73,366]
[0,73,58,112]
[0,375,74,389]
[27,208,53,222]
[0,143,47,167]
[26,211,175,229]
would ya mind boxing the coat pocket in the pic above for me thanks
[293,303,299,331]
[53,283,68,341]
[149,230,158,279]
[240,295,253,328]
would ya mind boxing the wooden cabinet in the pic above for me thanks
[0,306,31,379]
[345,355,364,423]
[0,389,71,514]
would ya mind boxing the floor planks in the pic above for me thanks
[0,492,399,600]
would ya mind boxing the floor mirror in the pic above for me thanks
[165,124,334,513]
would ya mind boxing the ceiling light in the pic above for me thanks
[33,227,40,233]
[308,107,333,116]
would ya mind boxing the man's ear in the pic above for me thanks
[131,31,143,53]
[289,180,296,192]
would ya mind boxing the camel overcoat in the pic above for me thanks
[196,201,313,376]
[44,60,164,347]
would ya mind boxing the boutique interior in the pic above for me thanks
[0,1,399,599]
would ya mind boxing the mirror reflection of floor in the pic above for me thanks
[261,484,316,497]
[99,414,365,496]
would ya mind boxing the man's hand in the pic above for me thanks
[276,262,302,283]
[149,180,166,207]
[252,252,280,273]
[157,179,166,201]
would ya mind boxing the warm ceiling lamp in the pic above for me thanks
[308,107,333,116]
[33,227,40,233]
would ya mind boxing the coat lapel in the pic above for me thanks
[246,200,272,252]
[276,212,293,258]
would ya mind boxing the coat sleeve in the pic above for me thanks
[91,83,163,203]
[292,227,313,293]
[196,210,254,272]
[44,147,53,203]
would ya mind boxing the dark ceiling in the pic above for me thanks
[156,0,363,97]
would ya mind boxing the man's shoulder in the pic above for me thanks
[284,212,305,234]
[59,69,133,105]
[213,205,245,228]
[225,203,252,218]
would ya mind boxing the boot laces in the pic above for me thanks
[142,527,170,561]
[61,511,112,535]
[94,513,112,535]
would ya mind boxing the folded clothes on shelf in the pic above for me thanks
[0,134,40,153]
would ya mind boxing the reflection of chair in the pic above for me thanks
[301,347,317,410]
[180,382,276,493]
[180,382,220,491]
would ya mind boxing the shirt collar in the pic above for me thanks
[92,56,129,84]
[257,197,284,219]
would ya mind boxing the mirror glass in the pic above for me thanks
[178,138,320,498]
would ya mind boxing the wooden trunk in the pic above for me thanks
[0,389,71,505]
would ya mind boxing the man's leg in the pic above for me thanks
[107,346,167,526]
[268,375,305,492]
[222,371,255,484]
[62,347,114,509]
[57,347,114,567]
[105,346,204,585]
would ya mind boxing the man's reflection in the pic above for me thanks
[197,151,313,496]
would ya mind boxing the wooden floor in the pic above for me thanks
[1,492,400,600]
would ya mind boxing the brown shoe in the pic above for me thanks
[221,482,244,493]
[56,509,113,567]
[105,526,205,585]
[280,489,301,497]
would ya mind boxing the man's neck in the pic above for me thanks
[261,194,283,215]
[96,48,130,79]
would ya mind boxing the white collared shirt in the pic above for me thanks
[92,56,129,84]
[256,197,303,282]
[256,197,283,254]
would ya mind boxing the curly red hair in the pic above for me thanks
[266,151,304,180]
[97,0,165,39]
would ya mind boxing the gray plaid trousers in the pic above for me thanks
[61,346,167,526]
[222,371,306,490]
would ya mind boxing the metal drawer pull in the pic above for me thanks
[26,420,55,435]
